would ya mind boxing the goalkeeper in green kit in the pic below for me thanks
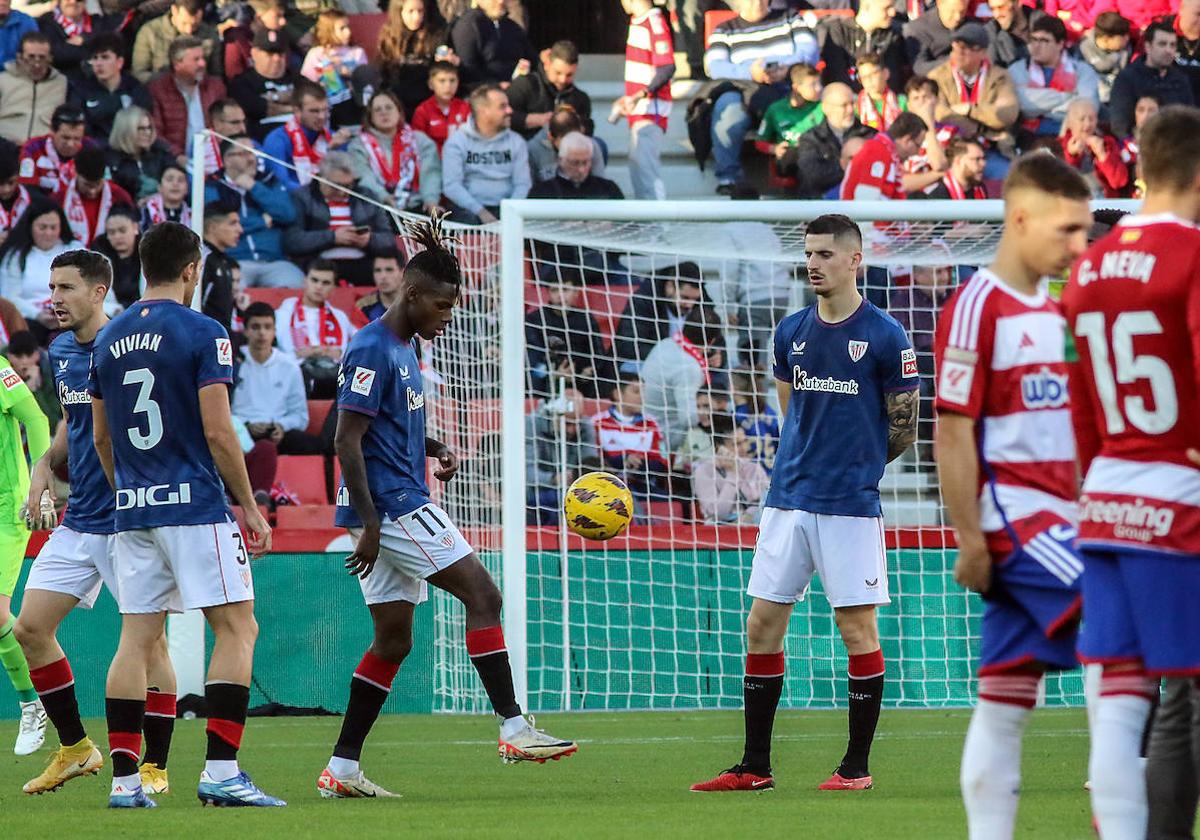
[0,353,51,755]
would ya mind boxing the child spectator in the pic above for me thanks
[693,419,770,524]
[376,0,452,118]
[592,373,672,503]
[731,370,779,471]
[106,106,177,203]
[92,206,141,310]
[1059,97,1127,198]
[301,9,368,128]
[274,259,357,397]
[755,62,823,162]
[855,51,907,131]
[350,89,441,213]
[673,390,732,472]
[1078,12,1131,106]
[139,163,191,229]
[56,146,134,247]
[410,61,470,154]
[616,0,674,200]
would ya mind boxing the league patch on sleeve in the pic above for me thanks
[351,366,376,396]
[215,338,232,366]
[938,360,974,405]
[0,367,20,390]
[901,348,918,378]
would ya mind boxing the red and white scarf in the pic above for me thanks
[62,179,112,246]
[0,185,31,232]
[284,116,329,186]
[359,128,420,204]
[290,300,344,349]
[143,193,191,226]
[674,333,710,385]
[202,133,223,176]
[941,172,986,200]
[856,88,903,131]
[1025,54,1078,92]
[951,61,989,105]
[38,140,74,194]
[53,7,91,39]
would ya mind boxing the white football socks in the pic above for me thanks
[204,760,240,782]
[1090,694,1151,840]
[961,699,1032,840]
[111,773,141,795]
[500,715,527,740]
[328,756,360,778]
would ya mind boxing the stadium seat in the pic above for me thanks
[245,288,296,309]
[276,505,336,529]
[704,10,738,47]
[274,456,328,505]
[646,500,682,524]
[307,399,332,437]
[347,13,386,62]
[328,286,368,315]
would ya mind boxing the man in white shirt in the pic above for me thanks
[273,259,356,398]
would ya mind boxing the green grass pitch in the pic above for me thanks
[0,709,1090,838]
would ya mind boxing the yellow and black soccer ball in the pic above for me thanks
[563,471,635,540]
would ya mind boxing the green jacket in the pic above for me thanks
[131,14,223,83]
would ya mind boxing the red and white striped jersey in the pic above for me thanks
[625,7,673,130]
[592,407,669,466]
[1063,213,1200,555]
[934,269,1078,547]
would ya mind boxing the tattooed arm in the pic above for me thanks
[885,388,919,463]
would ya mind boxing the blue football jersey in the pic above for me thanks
[334,320,430,527]
[88,299,235,530]
[768,300,918,517]
[50,330,114,535]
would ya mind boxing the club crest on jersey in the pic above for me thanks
[1021,367,1068,409]
[439,533,454,548]
[848,340,869,363]
[351,366,376,396]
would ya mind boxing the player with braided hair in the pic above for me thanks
[317,213,577,800]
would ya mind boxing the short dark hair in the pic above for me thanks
[403,215,461,290]
[904,74,937,98]
[74,147,107,181]
[5,330,39,357]
[428,60,458,78]
[106,205,140,226]
[1094,11,1131,36]
[1138,105,1200,191]
[680,303,721,348]
[307,258,338,277]
[548,107,583,140]
[710,412,736,446]
[469,82,504,113]
[1143,20,1176,44]
[294,78,327,105]
[0,138,18,180]
[374,249,403,266]
[204,197,240,220]
[946,136,984,163]
[806,214,863,249]
[887,111,928,142]
[173,0,205,14]
[19,31,50,52]
[1002,150,1090,199]
[547,39,579,65]
[168,35,205,65]
[51,105,85,131]
[208,97,242,122]
[139,222,201,286]
[51,249,113,287]
[855,51,884,70]
[242,301,276,324]
[87,32,124,58]
[1031,15,1068,43]
[219,133,255,156]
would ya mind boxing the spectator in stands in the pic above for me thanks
[224,0,296,81]
[592,373,672,503]
[439,0,526,27]
[0,31,66,145]
[0,146,31,247]
[1078,12,1131,106]
[350,89,441,213]
[1108,21,1193,139]
[1117,93,1157,198]
[449,0,535,90]
[132,0,222,83]
[0,199,78,342]
[106,107,176,203]
[528,131,622,199]
[1059,98,1127,198]
[37,0,113,80]
[410,60,470,154]
[207,134,303,288]
[674,389,729,472]
[1079,0,1167,33]
[789,82,875,197]
[641,304,724,449]
[930,22,1019,172]
[1166,0,1200,104]
[201,197,241,330]
[527,106,606,184]
[70,34,152,142]
[614,261,704,368]
[262,80,353,190]
[203,98,250,175]
[525,266,616,400]
[525,388,599,526]
[0,0,37,69]
[901,74,950,192]
[755,62,823,165]
[353,251,402,324]
[693,419,770,524]
[274,259,356,397]
[91,205,140,310]
[218,1,257,82]
[616,0,674,202]
[904,0,968,76]
[506,40,590,141]
[819,0,908,92]
[855,51,907,131]
[442,83,529,224]
[985,0,1043,69]
[56,146,133,247]
[708,217,792,370]
[912,135,987,198]
[1009,16,1098,139]
[5,330,61,425]
[139,163,190,228]
[229,28,299,144]
[704,0,819,193]
[283,151,395,285]
[839,111,926,200]
[375,0,451,117]
[18,104,87,195]
[148,36,228,163]
[731,369,778,470]
[300,9,368,128]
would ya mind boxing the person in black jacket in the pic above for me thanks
[819,0,909,92]
[505,40,591,139]
[984,0,1044,68]
[228,29,299,142]
[613,263,706,369]
[449,0,535,90]
[201,198,242,331]
[529,132,623,199]
[68,33,153,141]
[903,0,969,76]
[37,0,120,82]
[1108,21,1194,138]
[786,82,875,197]
[525,266,616,399]
[91,205,141,310]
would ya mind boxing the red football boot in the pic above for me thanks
[818,771,873,791]
[690,765,775,792]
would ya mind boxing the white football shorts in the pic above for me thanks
[114,521,248,614]
[348,503,472,606]
[747,507,890,608]
[25,527,117,610]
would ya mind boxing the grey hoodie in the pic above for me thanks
[441,117,531,215]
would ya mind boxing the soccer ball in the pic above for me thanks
[563,472,635,540]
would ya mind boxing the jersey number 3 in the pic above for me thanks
[123,368,164,450]
[1074,311,1179,435]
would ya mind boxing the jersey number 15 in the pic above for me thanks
[1074,311,1179,435]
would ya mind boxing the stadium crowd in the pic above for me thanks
[0,0,1175,523]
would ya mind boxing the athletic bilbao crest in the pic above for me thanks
[848,340,869,363]
[440,534,454,549]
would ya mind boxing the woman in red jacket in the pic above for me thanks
[1059,97,1128,197]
